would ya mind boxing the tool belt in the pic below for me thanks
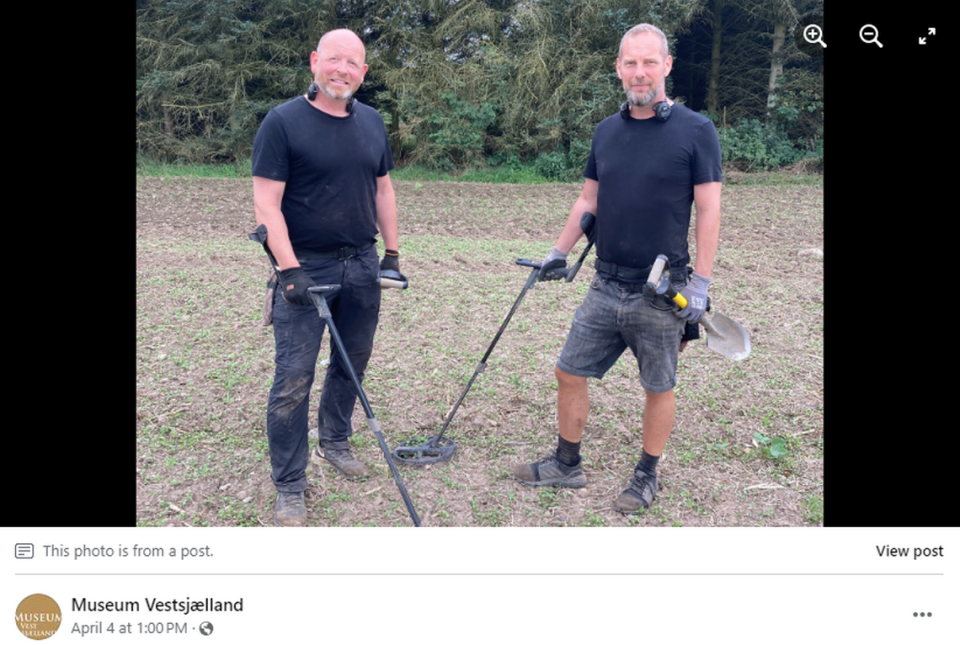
[594,258,653,283]
[594,257,692,283]
[261,244,374,325]
[295,243,373,262]
[594,257,700,341]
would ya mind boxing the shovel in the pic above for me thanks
[645,255,751,361]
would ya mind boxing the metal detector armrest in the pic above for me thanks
[249,224,280,272]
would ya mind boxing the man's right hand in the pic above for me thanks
[278,267,316,305]
[539,247,568,281]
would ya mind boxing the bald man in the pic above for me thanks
[252,29,401,526]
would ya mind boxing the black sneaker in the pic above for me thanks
[613,469,658,513]
[512,454,586,488]
[274,491,307,527]
[313,445,370,480]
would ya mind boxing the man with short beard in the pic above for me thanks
[512,23,722,513]
[252,29,402,526]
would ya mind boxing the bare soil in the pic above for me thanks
[136,175,823,527]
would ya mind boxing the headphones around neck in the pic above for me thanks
[307,82,356,114]
[620,100,672,122]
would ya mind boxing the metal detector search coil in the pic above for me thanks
[394,216,597,466]
[393,258,541,465]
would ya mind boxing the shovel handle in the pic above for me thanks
[663,284,688,310]
[699,316,719,336]
[663,284,712,320]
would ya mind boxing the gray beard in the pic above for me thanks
[321,83,354,102]
[626,84,660,107]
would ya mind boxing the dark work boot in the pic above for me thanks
[613,468,658,514]
[274,491,307,527]
[512,454,586,488]
[313,444,370,480]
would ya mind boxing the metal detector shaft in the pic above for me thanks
[308,287,422,527]
[553,211,596,283]
[556,238,594,283]
[432,262,540,441]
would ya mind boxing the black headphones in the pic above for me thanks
[620,100,672,122]
[307,82,356,113]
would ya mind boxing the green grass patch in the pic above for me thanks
[723,170,822,186]
[136,159,252,178]
[804,494,824,524]
[136,156,819,187]
[390,163,553,184]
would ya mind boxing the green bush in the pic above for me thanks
[771,69,823,155]
[534,150,569,182]
[532,141,591,183]
[717,118,807,172]
[422,93,498,169]
[567,139,592,177]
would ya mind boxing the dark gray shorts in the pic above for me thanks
[556,273,687,393]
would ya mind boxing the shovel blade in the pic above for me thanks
[702,312,751,361]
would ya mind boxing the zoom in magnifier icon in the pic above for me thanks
[803,24,826,48]
[860,24,883,48]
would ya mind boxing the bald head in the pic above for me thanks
[317,29,366,64]
[309,28,368,108]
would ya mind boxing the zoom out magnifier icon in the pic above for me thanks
[803,24,826,48]
[860,24,883,48]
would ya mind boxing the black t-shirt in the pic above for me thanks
[252,97,395,254]
[585,104,722,271]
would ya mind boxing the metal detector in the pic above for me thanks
[249,224,422,526]
[307,286,422,526]
[553,211,595,283]
[392,212,596,465]
[392,259,540,465]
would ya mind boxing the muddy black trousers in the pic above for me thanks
[266,248,381,493]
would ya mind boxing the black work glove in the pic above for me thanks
[380,249,400,273]
[277,267,316,306]
[681,321,700,343]
[539,247,568,281]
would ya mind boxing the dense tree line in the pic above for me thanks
[136,0,823,175]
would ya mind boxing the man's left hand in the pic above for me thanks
[381,250,400,273]
[677,272,711,323]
